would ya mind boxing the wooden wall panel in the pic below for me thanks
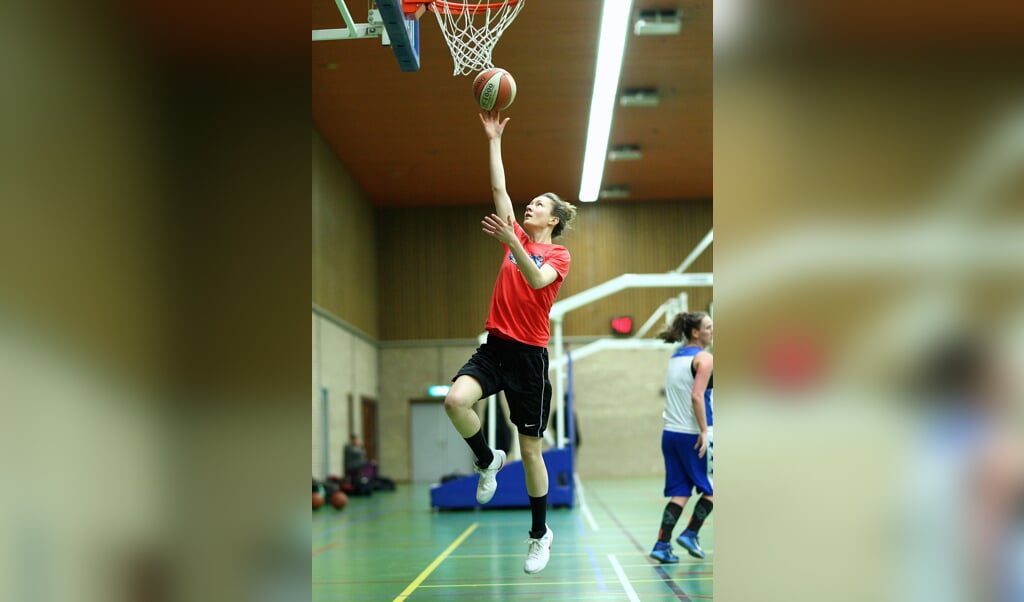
[312,129,379,337]
[377,206,497,340]
[376,199,712,340]
[560,199,713,336]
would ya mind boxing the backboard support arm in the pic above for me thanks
[313,0,423,72]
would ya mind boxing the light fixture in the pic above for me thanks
[620,88,660,107]
[599,186,630,199]
[634,9,682,36]
[578,0,634,203]
[427,385,451,397]
[608,144,642,161]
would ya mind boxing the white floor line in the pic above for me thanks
[574,473,600,531]
[608,554,641,602]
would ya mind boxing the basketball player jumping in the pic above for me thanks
[443,110,577,574]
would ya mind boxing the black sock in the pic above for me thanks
[658,502,684,543]
[464,430,494,468]
[686,497,713,534]
[528,495,547,538]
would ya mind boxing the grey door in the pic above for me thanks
[410,401,475,483]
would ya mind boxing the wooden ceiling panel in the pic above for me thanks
[313,0,712,207]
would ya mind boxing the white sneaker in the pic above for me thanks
[474,449,505,504]
[523,525,553,574]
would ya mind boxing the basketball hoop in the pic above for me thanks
[429,0,524,76]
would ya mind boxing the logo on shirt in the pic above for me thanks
[509,253,544,268]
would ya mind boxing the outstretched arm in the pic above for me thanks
[479,111,515,223]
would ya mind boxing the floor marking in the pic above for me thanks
[314,576,712,587]
[392,522,478,601]
[450,552,595,558]
[574,473,600,531]
[413,576,712,588]
[312,542,340,556]
[586,545,608,591]
[591,488,694,601]
[608,554,641,602]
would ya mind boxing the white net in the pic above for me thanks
[431,0,525,76]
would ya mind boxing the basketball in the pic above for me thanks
[329,491,349,509]
[473,67,517,112]
[312,492,325,510]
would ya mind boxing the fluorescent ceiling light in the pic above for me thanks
[600,186,630,199]
[578,0,634,203]
[634,9,681,36]
[620,88,660,107]
[608,144,642,161]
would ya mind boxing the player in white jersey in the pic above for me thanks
[649,312,714,564]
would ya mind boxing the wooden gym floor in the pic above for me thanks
[312,476,713,600]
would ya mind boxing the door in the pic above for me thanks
[410,400,474,483]
[361,397,379,464]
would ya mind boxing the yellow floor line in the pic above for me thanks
[416,576,713,588]
[392,522,479,601]
[449,552,593,559]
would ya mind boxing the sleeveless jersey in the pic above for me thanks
[663,345,714,435]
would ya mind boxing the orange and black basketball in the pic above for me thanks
[473,67,517,111]
[329,491,349,509]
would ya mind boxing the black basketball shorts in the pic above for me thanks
[452,332,552,438]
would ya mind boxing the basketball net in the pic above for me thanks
[431,0,524,76]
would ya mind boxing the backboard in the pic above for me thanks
[312,0,421,72]
[375,0,421,72]
[314,0,525,75]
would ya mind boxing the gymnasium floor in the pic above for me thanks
[312,476,713,600]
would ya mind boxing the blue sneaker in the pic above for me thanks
[676,531,706,559]
[649,541,679,564]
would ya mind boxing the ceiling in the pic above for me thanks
[312,0,712,208]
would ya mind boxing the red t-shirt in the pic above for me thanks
[485,222,571,347]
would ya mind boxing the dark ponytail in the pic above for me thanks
[658,312,708,344]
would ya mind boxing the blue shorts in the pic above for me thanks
[662,430,714,497]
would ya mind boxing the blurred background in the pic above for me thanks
[2,0,1022,601]
[714,1,1024,600]
[1,1,310,601]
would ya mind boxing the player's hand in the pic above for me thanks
[695,432,709,458]
[479,111,510,140]
[481,213,515,244]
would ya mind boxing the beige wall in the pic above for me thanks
[311,310,380,479]
[312,127,382,478]
[571,348,673,478]
[312,314,320,476]
[377,342,478,482]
